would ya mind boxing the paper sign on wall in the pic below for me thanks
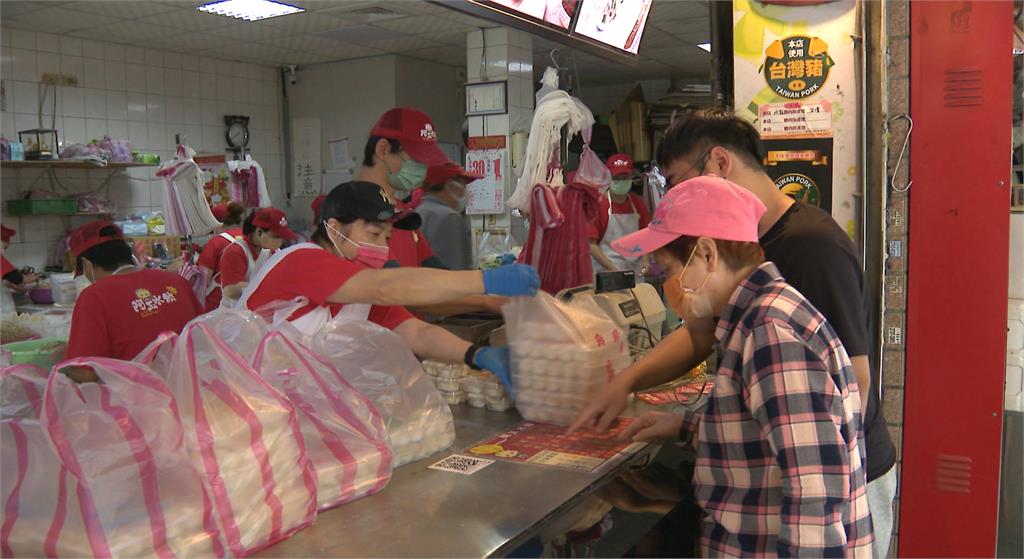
[293,117,321,197]
[465,136,507,215]
[758,101,833,137]
[328,137,351,169]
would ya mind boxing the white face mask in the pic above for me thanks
[449,184,467,212]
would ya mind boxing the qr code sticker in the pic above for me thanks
[429,454,494,475]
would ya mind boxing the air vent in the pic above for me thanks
[321,3,410,22]
[943,67,983,108]
[934,454,972,494]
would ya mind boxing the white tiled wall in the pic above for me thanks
[0,27,284,271]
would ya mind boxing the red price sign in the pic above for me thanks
[465,136,508,215]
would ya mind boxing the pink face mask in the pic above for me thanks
[326,223,390,269]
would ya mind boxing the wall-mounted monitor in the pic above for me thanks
[436,0,644,66]
[572,0,653,55]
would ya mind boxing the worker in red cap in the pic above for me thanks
[1,224,39,292]
[218,207,296,307]
[196,201,246,310]
[358,108,504,314]
[358,106,449,270]
[417,161,483,270]
[64,220,202,361]
[588,153,651,275]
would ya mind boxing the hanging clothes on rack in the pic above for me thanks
[227,158,272,208]
[157,145,221,236]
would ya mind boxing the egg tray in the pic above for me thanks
[515,389,591,409]
[510,342,622,363]
[515,402,579,426]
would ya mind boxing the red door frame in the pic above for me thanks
[901,2,1012,556]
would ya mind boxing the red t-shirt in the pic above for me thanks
[387,200,436,268]
[1,255,16,278]
[197,228,242,310]
[587,193,651,242]
[65,268,202,361]
[243,247,414,330]
[219,236,262,288]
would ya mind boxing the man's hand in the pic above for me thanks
[21,272,40,285]
[567,371,634,434]
[480,295,510,315]
[619,411,684,443]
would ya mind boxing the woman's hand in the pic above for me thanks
[619,411,684,443]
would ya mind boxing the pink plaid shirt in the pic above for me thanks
[678,262,873,557]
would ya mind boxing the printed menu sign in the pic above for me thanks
[466,136,508,215]
[467,418,643,473]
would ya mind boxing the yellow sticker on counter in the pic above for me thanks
[469,444,504,455]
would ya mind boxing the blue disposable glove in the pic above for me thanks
[499,254,517,266]
[482,264,540,297]
[473,346,515,396]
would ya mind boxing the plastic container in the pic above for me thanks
[483,380,506,398]
[6,198,78,215]
[486,395,514,412]
[439,389,465,405]
[0,337,67,370]
[467,393,487,408]
[28,287,53,304]
[434,378,461,392]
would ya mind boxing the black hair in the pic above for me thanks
[75,226,134,274]
[656,107,766,172]
[241,211,272,237]
[311,215,358,246]
[222,201,246,226]
[362,136,402,167]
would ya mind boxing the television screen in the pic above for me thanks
[486,0,580,30]
[572,0,653,54]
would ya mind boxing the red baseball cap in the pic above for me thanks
[69,220,125,259]
[612,175,766,259]
[1,224,15,243]
[251,207,297,240]
[425,161,483,188]
[607,153,634,178]
[211,203,230,222]
[370,107,448,166]
[311,194,326,221]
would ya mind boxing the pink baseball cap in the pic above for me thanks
[612,175,766,258]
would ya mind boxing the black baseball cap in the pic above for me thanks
[319,181,421,230]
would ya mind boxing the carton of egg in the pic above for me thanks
[510,342,632,426]
[389,409,457,467]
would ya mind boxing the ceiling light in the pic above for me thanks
[198,0,303,22]
[697,42,711,53]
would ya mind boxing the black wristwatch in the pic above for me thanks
[465,343,484,370]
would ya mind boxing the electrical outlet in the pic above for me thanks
[61,74,78,87]
[41,73,60,85]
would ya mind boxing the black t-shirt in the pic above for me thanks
[760,201,897,481]
[2,269,23,285]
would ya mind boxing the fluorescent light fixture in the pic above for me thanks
[697,42,712,53]
[197,0,303,22]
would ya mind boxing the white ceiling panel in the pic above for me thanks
[133,8,231,31]
[374,14,479,35]
[263,35,347,51]
[308,44,387,60]
[405,45,465,66]
[8,6,120,30]
[5,20,76,34]
[214,22,294,42]
[0,1,53,19]
[260,12,356,33]
[152,32,242,50]
[66,0,182,18]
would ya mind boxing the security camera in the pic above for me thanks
[286,65,297,86]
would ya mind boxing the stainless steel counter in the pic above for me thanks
[257,404,652,558]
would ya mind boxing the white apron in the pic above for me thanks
[237,243,371,338]
[219,237,271,309]
[592,193,642,274]
[206,232,240,298]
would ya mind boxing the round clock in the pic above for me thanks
[224,115,250,149]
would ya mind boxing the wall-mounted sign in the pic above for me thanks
[465,135,508,215]
[758,100,833,137]
[466,81,508,116]
[763,137,833,211]
[292,117,321,198]
[762,35,834,99]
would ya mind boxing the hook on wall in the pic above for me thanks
[888,114,913,193]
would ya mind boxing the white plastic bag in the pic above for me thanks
[502,292,631,425]
[167,322,317,556]
[1,364,91,557]
[574,146,611,190]
[252,332,393,511]
[41,358,224,557]
[312,320,455,467]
